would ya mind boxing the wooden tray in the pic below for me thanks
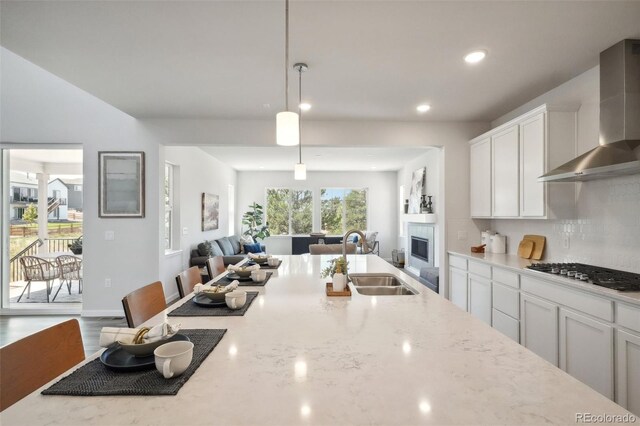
[326,282,351,297]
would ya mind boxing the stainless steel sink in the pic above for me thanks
[349,273,403,287]
[349,273,417,296]
[355,286,417,296]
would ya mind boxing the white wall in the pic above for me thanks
[160,146,237,300]
[1,48,162,315]
[487,66,640,273]
[236,170,397,259]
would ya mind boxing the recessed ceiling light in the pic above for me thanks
[299,103,312,111]
[464,50,487,64]
[416,104,431,113]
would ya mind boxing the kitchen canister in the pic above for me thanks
[481,231,496,252]
[490,234,507,254]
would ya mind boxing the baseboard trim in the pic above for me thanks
[81,309,124,318]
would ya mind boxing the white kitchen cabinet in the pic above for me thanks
[559,308,614,399]
[617,329,640,414]
[469,274,492,324]
[470,137,492,217]
[492,308,519,342]
[449,267,468,311]
[519,113,546,217]
[491,125,519,217]
[521,293,558,366]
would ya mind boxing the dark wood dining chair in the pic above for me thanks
[205,256,226,282]
[121,281,166,328]
[175,266,202,299]
[0,319,84,411]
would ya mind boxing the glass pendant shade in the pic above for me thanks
[276,111,300,146]
[294,162,307,180]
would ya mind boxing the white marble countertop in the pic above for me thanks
[2,255,632,425]
[448,251,640,306]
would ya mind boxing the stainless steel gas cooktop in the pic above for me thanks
[526,263,640,292]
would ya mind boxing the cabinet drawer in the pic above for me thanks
[492,309,519,342]
[492,267,519,288]
[493,282,520,319]
[469,261,491,278]
[617,302,640,333]
[521,275,613,322]
[449,255,467,270]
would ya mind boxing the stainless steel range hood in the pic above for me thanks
[539,39,640,182]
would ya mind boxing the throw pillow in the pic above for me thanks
[217,237,235,256]
[209,241,224,257]
[243,243,262,254]
[227,235,241,254]
[197,241,213,257]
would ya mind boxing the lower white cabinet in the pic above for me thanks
[559,308,614,399]
[449,267,468,311]
[469,274,492,325]
[492,309,519,342]
[521,293,559,366]
[617,329,640,414]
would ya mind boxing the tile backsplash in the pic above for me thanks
[489,174,640,273]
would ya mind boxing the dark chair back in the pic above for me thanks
[205,256,226,282]
[175,266,202,299]
[121,281,166,328]
[0,319,84,411]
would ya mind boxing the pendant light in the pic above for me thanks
[276,0,299,146]
[294,62,308,180]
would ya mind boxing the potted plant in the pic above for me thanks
[321,257,349,291]
[68,236,83,255]
[242,202,270,241]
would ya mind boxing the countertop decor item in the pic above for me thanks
[470,244,486,253]
[325,282,351,297]
[523,234,546,260]
[517,239,535,259]
[102,334,190,368]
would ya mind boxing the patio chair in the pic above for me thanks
[0,319,84,411]
[175,266,202,299]
[121,281,166,328]
[205,256,226,282]
[56,255,83,297]
[17,256,61,303]
[309,243,356,255]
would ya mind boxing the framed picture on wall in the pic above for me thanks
[408,167,425,213]
[98,151,145,218]
[202,193,220,231]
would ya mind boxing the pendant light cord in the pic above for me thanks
[285,0,290,112]
[298,66,302,163]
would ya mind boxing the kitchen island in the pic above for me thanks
[1,255,633,425]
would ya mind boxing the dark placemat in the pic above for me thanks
[168,291,258,317]
[217,272,272,287]
[41,329,226,396]
[260,259,282,270]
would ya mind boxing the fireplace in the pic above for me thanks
[411,236,429,263]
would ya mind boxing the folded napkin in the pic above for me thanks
[227,263,260,272]
[99,321,181,347]
[195,280,238,294]
[247,252,272,260]
[223,280,239,291]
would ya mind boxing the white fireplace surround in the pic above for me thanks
[406,223,435,275]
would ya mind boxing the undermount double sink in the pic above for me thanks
[349,273,418,296]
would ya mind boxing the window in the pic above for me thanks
[164,162,178,251]
[266,188,312,235]
[321,188,367,235]
[74,185,82,191]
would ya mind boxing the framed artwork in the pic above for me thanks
[202,193,220,231]
[98,151,145,218]
[408,167,426,213]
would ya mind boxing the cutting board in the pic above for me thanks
[517,239,534,259]
[523,234,546,260]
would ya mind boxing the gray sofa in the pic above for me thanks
[189,235,266,269]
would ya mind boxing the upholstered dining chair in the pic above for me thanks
[18,256,61,303]
[56,255,83,297]
[0,319,84,411]
[205,256,226,282]
[121,281,166,328]
[175,266,202,299]
[309,243,356,255]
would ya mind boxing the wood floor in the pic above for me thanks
[0,315,127,357]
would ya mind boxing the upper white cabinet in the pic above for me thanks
[469,104,577,219]
[470,138,492,217]
[491,126,520,217]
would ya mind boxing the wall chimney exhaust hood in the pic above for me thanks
[539,39,640,182]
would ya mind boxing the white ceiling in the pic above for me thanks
[1,1,639,122]
[199,146,435,171]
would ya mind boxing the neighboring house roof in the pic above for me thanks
[62,178,83,185]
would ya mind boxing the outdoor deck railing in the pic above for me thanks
[46,237,80,253]
[9,238,43,282]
